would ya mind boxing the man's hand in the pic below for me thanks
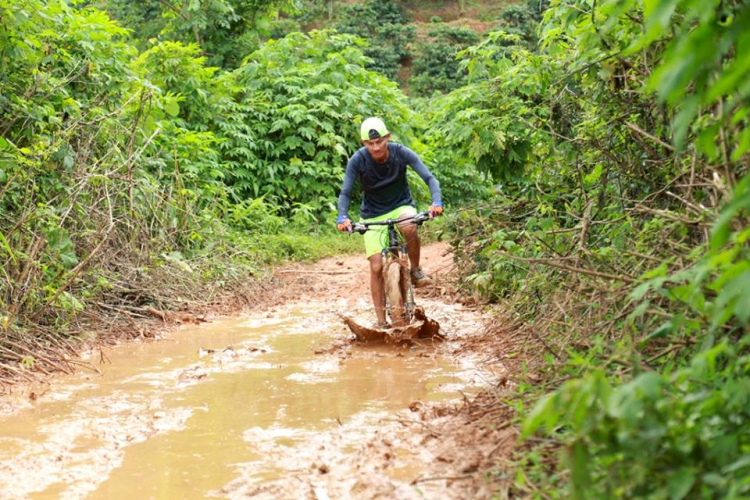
[337,215,352,233]
[429,203,444,219]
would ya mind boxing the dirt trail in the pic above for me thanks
[0,242,515,499]
[229,242,515,499]
[272,241,457,319]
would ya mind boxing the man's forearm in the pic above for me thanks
[337,164,357,217]
[337,192,351,218]
[413,163,442,205]
[425,176,442,205]
[406,148,442,205]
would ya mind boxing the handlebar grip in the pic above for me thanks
[414,212,430,225]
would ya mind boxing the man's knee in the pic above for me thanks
[399,224,419,244]
[369,254,383,275]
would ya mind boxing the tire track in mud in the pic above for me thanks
[0,243,507,499]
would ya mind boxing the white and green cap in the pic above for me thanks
[360,117,389,141]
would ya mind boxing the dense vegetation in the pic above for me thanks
[90,0,299,68]
[333,0,415,81]
[433,0,750,497]
[2,0,749,497]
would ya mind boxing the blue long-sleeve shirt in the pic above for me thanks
[337,142,442,219]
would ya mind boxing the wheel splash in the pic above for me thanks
[341,306,443,345]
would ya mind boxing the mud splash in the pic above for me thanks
[342,305,444,344]
[0,299,478,500]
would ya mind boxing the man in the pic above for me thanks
[336,117,444,328]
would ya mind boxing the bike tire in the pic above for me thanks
[384,260,408,327]
[401,263,415,324]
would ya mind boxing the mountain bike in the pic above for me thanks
[352,211,431,327]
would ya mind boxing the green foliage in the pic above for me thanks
[430,0,750,497]
[523,344,750,499]
[228,197,285,233]
[414,139,490,204]
[542,0,750,157]
[222,30,414,213]
[135,41,223,128]
[493,0,548,49]
[424,32,544,183]
[93,0,300,68]
[0,0,135,283]
[131,41,235,250]
[88,0,166,44]
[291,0,330,26]
[521,181,750,498]
[633,175,750,336]
[334,0,415,80]
[410,24,480,96]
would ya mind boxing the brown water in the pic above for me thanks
[0,302,472,500]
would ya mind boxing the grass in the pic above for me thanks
[257,227,363,264]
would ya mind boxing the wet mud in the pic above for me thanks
[0,243,506,499]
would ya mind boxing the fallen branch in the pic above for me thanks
[144,306,167,322]
[625,121,675,151]
[498,252,635,284]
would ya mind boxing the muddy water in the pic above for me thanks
[0,302,471,500]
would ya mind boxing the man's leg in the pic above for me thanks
[398,220,432,287]
[398,222,420,270]
[369,253,387,324]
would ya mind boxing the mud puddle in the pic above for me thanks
[0,299,478,500]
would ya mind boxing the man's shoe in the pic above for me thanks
[410,267,433,288]
[372,320,391,330]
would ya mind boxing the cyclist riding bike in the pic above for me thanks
[336,117,444,328]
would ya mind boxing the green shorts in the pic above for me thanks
[362,205,416,258]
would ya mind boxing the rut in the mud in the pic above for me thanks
[0,243,497,500]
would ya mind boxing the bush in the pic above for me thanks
[410,24,480,96]
[221,30,414,215]
[431,0,750,497]
[334,0,415,80]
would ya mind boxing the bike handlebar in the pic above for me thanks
[351,211,431,235]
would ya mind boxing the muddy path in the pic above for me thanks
[0,242,513,499]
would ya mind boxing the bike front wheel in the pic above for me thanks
[384,259,408,327]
